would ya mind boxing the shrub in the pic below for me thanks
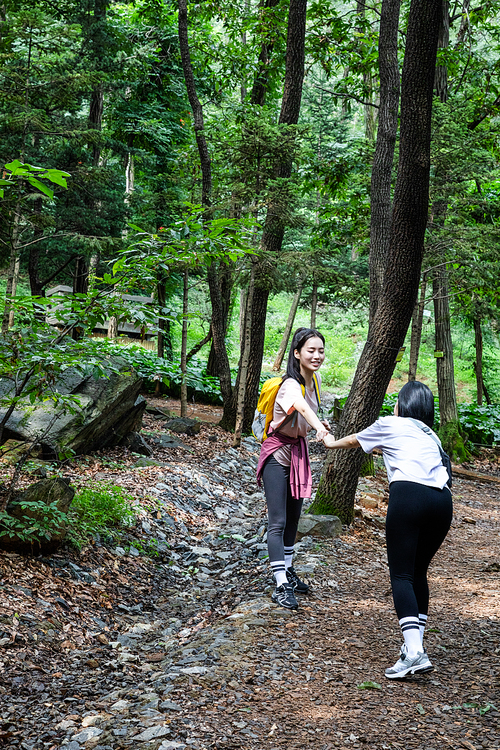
[95,340,225,403]
[457,403,500,446]
[68,483,137,548]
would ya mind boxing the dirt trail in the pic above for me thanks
[0,412,498,750]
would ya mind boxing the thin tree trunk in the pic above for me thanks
[2,207,20,334]
[433,263,458,426]
[88,0,107,166]
[434,1,449,103]
[233,265,255,446]
[310,281,318,328]
[368,0,401,324]
[180,268,189,418]
[107,316,118,339]
[7,254,20,329]
[239,287,247,348]
[473,316,484,406]
[272,284,303,371]
[229,0,308,433]
[311,0,442,523]
[408,271,427,381]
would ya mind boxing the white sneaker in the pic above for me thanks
[385,650,433,680]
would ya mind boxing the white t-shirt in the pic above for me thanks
[356,415,449,489]
[269,375,321,467]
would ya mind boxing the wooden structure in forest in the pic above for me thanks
[45,285,156,340]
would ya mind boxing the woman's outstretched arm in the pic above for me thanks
[322,433,360,450]
[291,396,329,440]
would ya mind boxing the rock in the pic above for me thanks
[0,357,145,457]
[123,432,153,456]
[0,477,75,554]
[358,494,378,509]
[133,458,166,468]
[71,728,103,743]
[159,743,186,750]
[0,439,43,465]
[296,513,342,540]
[133,725,171,741]
[163,417,201,436]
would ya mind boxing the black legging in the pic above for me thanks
[386,481,452,619]
[261,456,303,563]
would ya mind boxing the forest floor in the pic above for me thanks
[0,397,499,750]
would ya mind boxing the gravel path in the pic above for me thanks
[0,423,498,750]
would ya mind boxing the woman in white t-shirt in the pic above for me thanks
[256,328,329,611]
[323,381,452,679]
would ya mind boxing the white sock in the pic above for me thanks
[419,613,428,645]
[270,561,287,587]
[399,616,422,658]
[284,546,294,570]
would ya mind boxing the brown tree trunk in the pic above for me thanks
[408,271,428,381]
[206,262,233,377]
[250,0,281,106]
[433,263,458,426]
[224,0,308,433]
[88,0,107,166]
[311,0,442,523]
[310,281,318,329]
[2,207,21,334]
[368,0,401,324]
[272,283,303,371]
[434,1,449,103]
[233,265,255,446]
[473,315,484,406]
[180,268,189,418]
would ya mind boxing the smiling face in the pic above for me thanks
[294,335,325,377]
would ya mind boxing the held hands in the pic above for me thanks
[322,433,337,448]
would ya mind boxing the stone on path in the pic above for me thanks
[296,513,342,540]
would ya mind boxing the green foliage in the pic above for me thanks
[457,403,500,446]
[100,340,225,402]
[68,483,137,548]
[0,500,68,544]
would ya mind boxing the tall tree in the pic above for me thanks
[368,0,400,324]
[221,0,308,431]
[310,0,443,523]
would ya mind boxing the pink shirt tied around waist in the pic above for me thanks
[256,432,312,500]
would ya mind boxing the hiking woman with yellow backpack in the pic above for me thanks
[255,328,329,610]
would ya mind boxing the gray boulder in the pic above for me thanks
[1,477,75,553]
[296,513,342,540]
[163,417,201,436]
[0,357,146,457]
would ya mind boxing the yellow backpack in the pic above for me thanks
[251,373,320,443]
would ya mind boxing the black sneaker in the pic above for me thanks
[272,583,298,610]
[286,566,309,594]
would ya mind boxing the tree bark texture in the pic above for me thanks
[433,263,458,426]
[272,283,303,371]
[408,271,428,381]
[311,0,442,524]
[88,0,108,166]
[310,281,318,329]
[473,316,483,406]
[178,0,212,208]
[368,0,401,325]
[250,0,281,106]
[1,205,20,334]
[206,262,233,377]
[227,0,307,432]
[233,265,255,446]
[180,268,189,418]
[434,1,449,103]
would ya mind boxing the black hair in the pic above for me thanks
[285,327,325,385]
[397,380,435,428]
